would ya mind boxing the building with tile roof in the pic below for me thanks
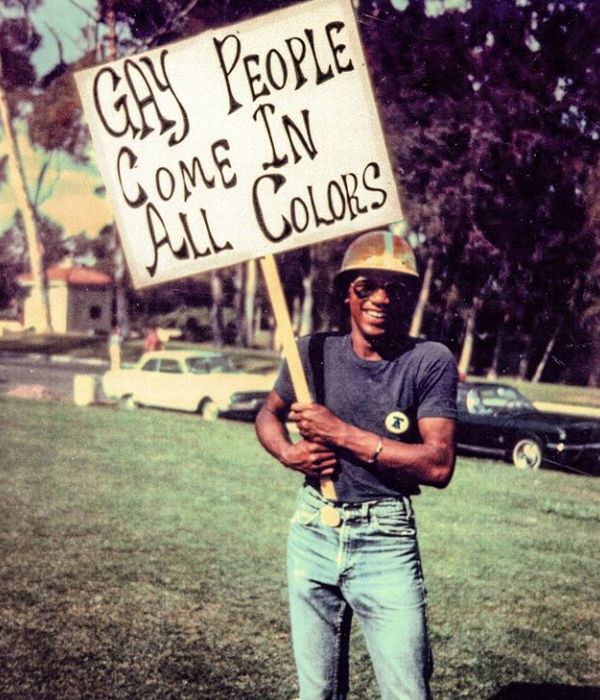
[18,263,114,334]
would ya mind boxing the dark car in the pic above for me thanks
[456,382,600,474]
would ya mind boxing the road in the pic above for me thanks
[0,354,107,401]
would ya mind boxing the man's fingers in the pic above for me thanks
[289,403,310,417]
[309,448,336,463]
[312,450,336,462]
[309,461,337,476]
[317,466,336,476]
[306,443,337,472]
[307,441,332,454]
[291,402,313,411]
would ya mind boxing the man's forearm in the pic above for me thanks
[341,425,453,487]
[292,405,456,488]
[255,404,293,464]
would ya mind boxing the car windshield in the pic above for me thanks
[477,386,534,412]
[185,356,236,374]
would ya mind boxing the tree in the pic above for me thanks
[583,159,600,386]
[0,6,52,331]
[12,0,600,366]
[361,0,600,379]
[0,211,26,311]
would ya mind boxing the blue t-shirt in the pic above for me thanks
[274,333,458,501]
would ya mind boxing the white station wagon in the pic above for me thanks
[102,350,275,420]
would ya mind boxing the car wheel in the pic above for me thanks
[120,394,138,411]
[199,399,219,421]
[511,438,543,471]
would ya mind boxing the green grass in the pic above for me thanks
[1,396,598,699]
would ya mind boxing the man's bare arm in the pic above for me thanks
[255,391,338,478]
[288,402,455,488]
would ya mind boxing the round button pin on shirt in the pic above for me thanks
[320,505,342,527]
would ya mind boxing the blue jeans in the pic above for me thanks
[287,485,432,700]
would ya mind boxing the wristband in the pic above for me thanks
[366,437,383,464]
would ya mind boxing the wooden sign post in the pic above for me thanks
[75,0,403,502]
[260,253,337,500]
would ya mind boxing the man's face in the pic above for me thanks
[346,272,415,339]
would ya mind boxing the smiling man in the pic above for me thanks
[255,230,458,700]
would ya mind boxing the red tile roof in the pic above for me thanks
[19,266,113,286]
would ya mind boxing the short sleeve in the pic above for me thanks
[416,344,458,420]
[272,336,312,405]
[273,356,294,404]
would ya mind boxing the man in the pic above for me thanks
[255,230,457,700]
[143,323,163,353]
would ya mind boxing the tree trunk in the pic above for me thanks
[531,323,561,383]
[291,295,302,335]
[517,336,533,380]
[0,74,52,332]
[486,312,509,380]
[588,327,600,387]
[409,257,433,338]
[458,302,479,378]
[298,251,314,337]
[232,263,244,346]
[105,0,117,59]
[104,2,131,336]
[210,270,225,346]
[112,241,131,336]
[244,259,257,347]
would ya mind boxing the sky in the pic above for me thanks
[0,0,113,239]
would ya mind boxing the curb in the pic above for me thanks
[50,355,108,367]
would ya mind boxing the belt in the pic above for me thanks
[302,485,412,528]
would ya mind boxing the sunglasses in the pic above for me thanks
[350,278,410,301]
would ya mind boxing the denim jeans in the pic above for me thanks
[287,485,432,700]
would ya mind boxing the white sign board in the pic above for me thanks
[76,0,402,289]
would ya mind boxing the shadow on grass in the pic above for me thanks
[490,683,600,699]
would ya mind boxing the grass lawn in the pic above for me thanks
[1,396,598,699]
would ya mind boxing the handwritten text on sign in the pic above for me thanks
[76,0,402,288]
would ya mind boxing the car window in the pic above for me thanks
[159,359,183,374]
[466,389,494,415]
[184,355,237,374]
[478,386,533,411]
[141,359,159,372]
[186,357,209,374]
[205,357,236,373]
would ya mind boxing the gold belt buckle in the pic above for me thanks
[320,505,341,528]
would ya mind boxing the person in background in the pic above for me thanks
[108,323,122,370]
[255,230,458,700]
[143,323,163,353]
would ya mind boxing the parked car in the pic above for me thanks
[102,350,274,420]
[457,381,600,473]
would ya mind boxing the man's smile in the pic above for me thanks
[364,308,388,321]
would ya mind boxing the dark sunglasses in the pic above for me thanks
[350,278,410,301]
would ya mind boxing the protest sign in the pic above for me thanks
[75,0,402,289]
[77,0,404,499]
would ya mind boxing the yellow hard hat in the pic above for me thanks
[335,230,419,282]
